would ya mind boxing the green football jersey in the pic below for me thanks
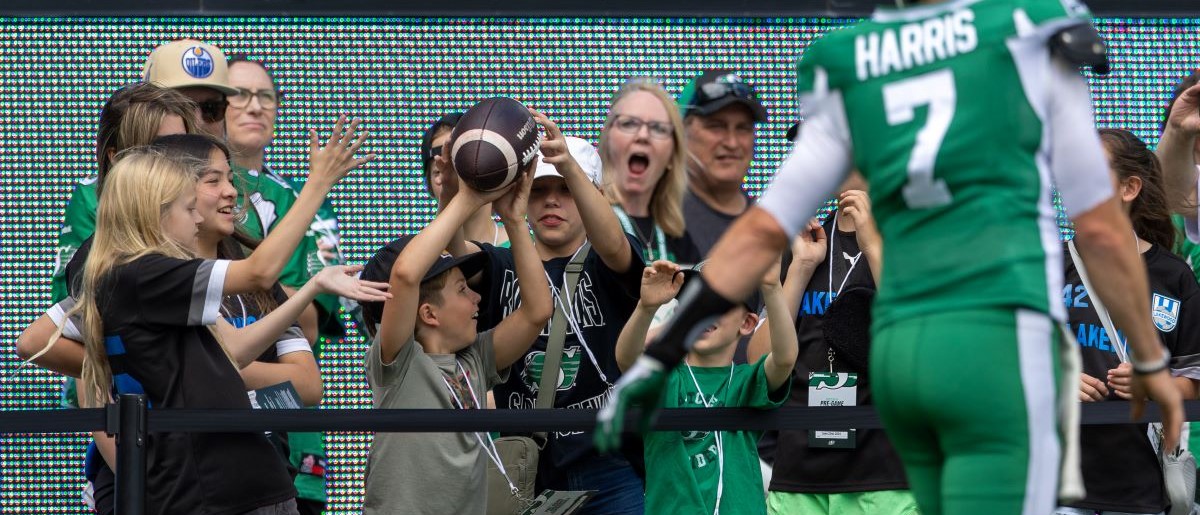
[51,177,99,303]
[792,0,1096,328]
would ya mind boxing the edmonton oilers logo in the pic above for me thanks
[180,46,215,78]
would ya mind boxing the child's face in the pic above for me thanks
[430,267,482,349]
[528,176,584,249]
[691,307,753,355]
[162,190,203,251]
[194,148,238,238]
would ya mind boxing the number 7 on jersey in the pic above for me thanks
[883,69,956,209]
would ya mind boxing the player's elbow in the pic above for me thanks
[1072,204,1133,254]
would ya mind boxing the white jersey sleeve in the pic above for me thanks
[758,67,853,238]
[1046,56,1113,217]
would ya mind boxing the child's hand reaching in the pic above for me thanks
[640,260,683,311]
[493,159,535,224]
[312,265,392,302]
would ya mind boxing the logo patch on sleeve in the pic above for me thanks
[1152,293,1180,332]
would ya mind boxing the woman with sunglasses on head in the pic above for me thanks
[599,78,700,266]
[1056,128,1200,515]
[225,55,339,515]
[52,82,199,304]
[43,120,376,515]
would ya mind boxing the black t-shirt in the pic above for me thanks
[97,254,295,514]
[1064,242,1200,513]
[476,235,645,474]
[769,215,910,493]
[682,188,748,258]
[628,214,702,266]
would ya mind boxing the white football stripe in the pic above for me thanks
[452,128,519,188]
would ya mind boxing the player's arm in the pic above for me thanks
[530,109,633,273]
[1045,53,1184,450]
[225,117,373,294]
[491,167,554,370]
[746,225,826,364]
[1156,83,1200,221]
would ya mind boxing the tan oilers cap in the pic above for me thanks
[142,39,239,96]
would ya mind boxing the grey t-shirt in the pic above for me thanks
[682,187,750,257]
[363,329,507,515]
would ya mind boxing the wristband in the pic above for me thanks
[644,272,738,368]
[1132,348,1171,375]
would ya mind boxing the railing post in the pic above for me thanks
[113,393,147,515]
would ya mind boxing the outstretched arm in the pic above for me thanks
[1157,83,1200,218]
[491,167,554,370]
[531,109,632,272]
[746,222,826,364]
[615,261,683,372]
[220,265,389,367]
[756,258,800,391]
[225,117,374,294]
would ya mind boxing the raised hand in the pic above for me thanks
[839,190,880,254]
[791,219,828,272]
[640,260,683,309]
[307,116,375,190]
[493,159,535,224]
[528,108,583,177]
[1165,83,1200,137]
[312,265,392,302]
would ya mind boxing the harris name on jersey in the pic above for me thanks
[855,9,978,81]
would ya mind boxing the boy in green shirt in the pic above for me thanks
[612,257,796,515]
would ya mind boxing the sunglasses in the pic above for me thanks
[196,98,228,124]
[696,75,759,105]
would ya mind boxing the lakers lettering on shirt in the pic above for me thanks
[855,9,978,80]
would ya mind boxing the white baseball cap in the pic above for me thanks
[533,136,602,186]
[142,39,239,96]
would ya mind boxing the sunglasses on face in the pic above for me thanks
[611,114,673,140]
[196,98,228,124]
[229,88,280,109]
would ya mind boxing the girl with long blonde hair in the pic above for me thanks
[50,118,378,515]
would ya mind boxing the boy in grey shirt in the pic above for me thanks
[359,159,552,514]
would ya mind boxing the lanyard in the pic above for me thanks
[543,242,612,387]
[827,210,863,299]
[684,360,734,515]
[612,205,670,262]
[440,360,522,498]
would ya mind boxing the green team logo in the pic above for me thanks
[522,346,583,393]
[810,372,858,389]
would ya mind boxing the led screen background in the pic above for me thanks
[1,16,1196,512]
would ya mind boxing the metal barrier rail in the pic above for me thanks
[3,395,1197,514]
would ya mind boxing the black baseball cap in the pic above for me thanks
[678,70,767,123]
[678,262,762,314]
[359,235,488,330]
[419,112,464,198]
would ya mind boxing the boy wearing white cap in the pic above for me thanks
[441,111,647,513]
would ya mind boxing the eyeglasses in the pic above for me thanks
[228,88,280,109]
[610,114,673,140]
[196,98,228,124]
[695,74,759,106]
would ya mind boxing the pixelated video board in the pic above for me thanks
[1,16,1196,512]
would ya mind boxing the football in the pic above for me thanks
[449,97,541,192]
